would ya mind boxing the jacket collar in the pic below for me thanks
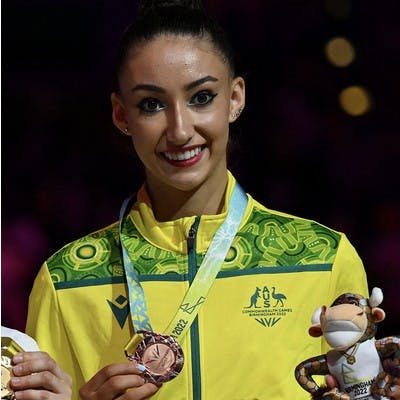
[127,171,238,253]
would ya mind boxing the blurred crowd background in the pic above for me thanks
[2,0,399,337]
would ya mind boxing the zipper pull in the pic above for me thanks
[187,225,196,252]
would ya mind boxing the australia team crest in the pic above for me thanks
[242,285,292,327]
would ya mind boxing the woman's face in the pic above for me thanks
[112,35,244,192]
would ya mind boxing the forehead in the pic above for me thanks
[120,35,229,87]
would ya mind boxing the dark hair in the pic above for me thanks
[115,0,236,90]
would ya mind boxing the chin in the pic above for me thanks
[164,170,207,192]
[170,179,202,192]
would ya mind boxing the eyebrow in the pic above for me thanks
[185,75,218,91]
[130,75,218,94]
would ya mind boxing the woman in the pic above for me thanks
[26,1,398,399]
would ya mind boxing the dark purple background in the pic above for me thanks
[2,0,399,337]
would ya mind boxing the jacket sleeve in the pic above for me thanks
[328,233,369,304]
[25,262,84,396]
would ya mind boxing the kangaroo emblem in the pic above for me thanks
[245,287,262,308]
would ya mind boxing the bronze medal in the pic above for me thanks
[125,331,184,385]
[1,337,24,400]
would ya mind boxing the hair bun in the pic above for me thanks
[138,0,203,14]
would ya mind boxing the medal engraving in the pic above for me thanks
[142,342,176,375]
[125,331,184,384]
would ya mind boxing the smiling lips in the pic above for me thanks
[163,145,204,166]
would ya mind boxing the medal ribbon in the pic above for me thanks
[164,183,247,342]
[119,196,152,332]
[120,182,248,346]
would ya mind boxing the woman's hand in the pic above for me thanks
[370,357,400,399]
[79,362,160,400]
[10,351,72,399]
[382,357,400,399]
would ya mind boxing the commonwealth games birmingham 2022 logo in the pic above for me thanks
[242,285,292,327]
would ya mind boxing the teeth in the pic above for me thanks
[164,147,202,161]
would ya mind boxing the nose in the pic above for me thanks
[165,103,192,145]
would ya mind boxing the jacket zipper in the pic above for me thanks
[187,217,201,400]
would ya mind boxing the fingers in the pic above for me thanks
[80,362,144,393]
[324,375,352,399]
[387,385,400,400]
[79,362,160,400]
[108,380,159,400]
[325,374,339,389]
[12,352,69,381]
[383,376,400,400]
[10,351,72,398]
[322,388,350,400]
[123,383,160,399]
[12,352,53,375]
[93,373,147,399]
[11,370,71,392]
[372,372,400,399]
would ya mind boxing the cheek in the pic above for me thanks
[131,133,156,156]
[129,130,158,164]
[130,134,161,171]
[198,111,230,142]
[130,118,163,147]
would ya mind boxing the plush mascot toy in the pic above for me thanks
[295,287,399,399]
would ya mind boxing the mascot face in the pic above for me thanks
[308,288,385,351]
[320,303,368,350]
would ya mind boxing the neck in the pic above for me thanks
[145,173,229,222]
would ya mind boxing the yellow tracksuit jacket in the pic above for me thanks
[26,171,369,399]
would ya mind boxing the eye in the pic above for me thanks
[189,90,217,106]
[137,97,165,113]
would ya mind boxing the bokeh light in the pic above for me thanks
[339,85,372,116]
[325,36,355,68]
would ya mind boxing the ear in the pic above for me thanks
[111,92,130,135]
[309,325,323,337]
[229,76,245,123]
[371,307,386,323]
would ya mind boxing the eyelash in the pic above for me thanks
[136,90,218,114]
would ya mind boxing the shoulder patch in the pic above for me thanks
[229,209,340,269]
[47,223,123,284]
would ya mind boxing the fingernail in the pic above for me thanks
[13,354,23,363]
[12,365,22,374]
[10,377,21,386]
[137,363,146,372]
